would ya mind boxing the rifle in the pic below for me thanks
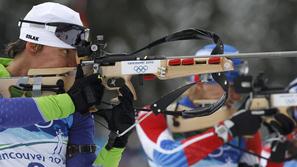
[1,28,297,138]
[234,73,297,126]
[0,29,233,114]
[0,28,235,138]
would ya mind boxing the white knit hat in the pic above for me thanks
[19,2,83,49]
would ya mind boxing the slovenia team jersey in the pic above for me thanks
[0,58,96,167]
[0,117,72,167]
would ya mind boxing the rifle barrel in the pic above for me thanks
[170,51,297,59]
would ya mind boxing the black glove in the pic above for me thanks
[269,139,297,163]
[270,140,290,163]
[104,85,135,149]
[227,109,277,137]
[67,65,104,114]
[268,113,295,135]
[267,114,296,163]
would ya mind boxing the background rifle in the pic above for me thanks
[234,73,297,126]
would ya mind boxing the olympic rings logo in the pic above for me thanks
[134,65,148,73]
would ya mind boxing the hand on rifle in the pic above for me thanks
[267,113,296,163]
[67,64,104,114]
[101,85,135,149]
[223,109,294,137]
[270,139,297,163]
[222,109,271,137]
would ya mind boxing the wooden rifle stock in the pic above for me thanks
[100,57,233,100]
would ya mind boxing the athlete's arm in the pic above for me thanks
[0,94,74,128]
[65,112,125,167]
[239,132,262,166]
[66,112,96,167]
[136,111,233,167]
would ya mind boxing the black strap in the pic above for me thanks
[91,28,224,65]
[156,72,229,118]
[66,144,97,159]
[127,28,223,56]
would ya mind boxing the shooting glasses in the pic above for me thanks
[18,19,90,47]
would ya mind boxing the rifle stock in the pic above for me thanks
[0,56,233,100]
[0,67,76,97]
[100,57,233,100]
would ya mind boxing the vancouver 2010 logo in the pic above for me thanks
[134,65,148,73]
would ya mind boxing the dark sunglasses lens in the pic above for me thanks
[52,23,85,47]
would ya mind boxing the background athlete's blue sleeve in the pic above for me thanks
[0,98,45,128]
[66,112,96,167]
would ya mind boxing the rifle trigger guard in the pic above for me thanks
[106,77,125,88]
